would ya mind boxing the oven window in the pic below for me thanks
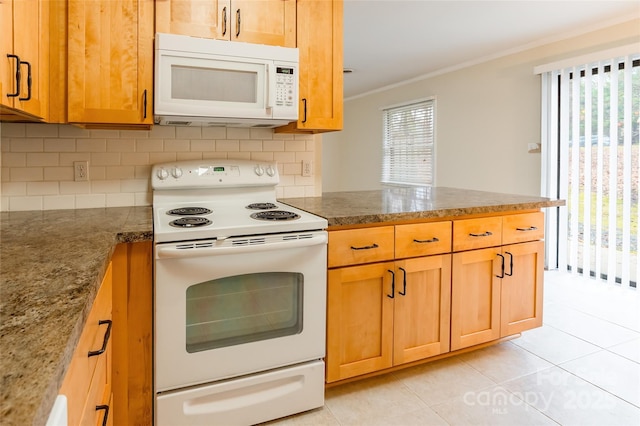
[185,272,303,353]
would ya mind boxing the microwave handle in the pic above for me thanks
[266,63,275,111]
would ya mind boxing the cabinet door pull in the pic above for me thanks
[516,226,538,232]
[350,243,378,250]
[398,267,407,296]
[505,251,514,276]
[143,89,147,119]
[469,231,493,237]
[496,253,505,278]
[235,9,241,37]
[6,54,20,98]
[96,404,110,426]
[413,237,439,244]
[88,319,112,357]
[387,269,395,298]
[18,60,31,101]
[222,6,227,36]
[302,98,308,123]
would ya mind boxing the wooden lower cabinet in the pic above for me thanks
[450,239,544,351]
[326,254,451,383]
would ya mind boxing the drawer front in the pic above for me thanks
[328,226,395,268]
[395,221,452,258]
[453,217,502,251]
[502,212,544,244]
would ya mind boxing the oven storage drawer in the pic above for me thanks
[156,360,325,426]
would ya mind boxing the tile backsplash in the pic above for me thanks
[0,123,319,212]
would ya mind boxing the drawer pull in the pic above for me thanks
[496,253,505,278]
[350,243,379,251]
[516,226,538,232]
[469,231,493,237]
[413,237,439,244]
[96,404,110,426]
[88,319,112,357]
[505,251,514,276]
[398,267,407,296]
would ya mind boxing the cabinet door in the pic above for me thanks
[500,240,544,336]
[156,0,227,39]
[451,247,501,351]
[276,0,343,133]
[231,0,296,46]
[68,0,153,127]
[326,262,394,383]
[1,0,15,111]
[393,255,451,365]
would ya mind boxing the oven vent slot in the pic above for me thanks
[175,242,215,250]
[232,237,267,246]
[283,233,314,240]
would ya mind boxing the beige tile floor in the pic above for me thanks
[266,271,640,425]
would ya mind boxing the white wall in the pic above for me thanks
[323,19,640,196]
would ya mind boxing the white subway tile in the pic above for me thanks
[121,179,149,193]
[148,126,176,139]
[59,153,90,166]
[106,166,135,180]
[90,152,120,166]
[2,182,26,196]
[202,127,226,139]
[295,151,314,162]
[1,123,26,137]
[106,193,135,207]
[251,152,273,161]
[11,167,43,182]
[240,140,262,152]
[75,194,106,209]
[226,128,250,140]
[45,138,76,152]
[263,140,285,151]
[273,152,296,163]
[282,185,305,198]
[27,153,59,167]
[176,127,202,139]
[176,152,203,161]
[90,166,106,180]
[2,152,26,167]
[90,129,119,138]
[121,152,150,166]
[134,165,152,179]
[164,139,190,152]
[295,175,315,186]
[225,153,251,160]
[1,166,9,182]
[10,196,43,211]
[283,162,301,176]
[91,180,121,193]
[43,195,76,210]
[27,181,59,195]
[44,167,74,181]
[11,138,43,152]
[249,128,273,140]
[284,139,306,152]
[190,140,216,151]
[1,197,8,211]
[26,123,59,138]
[215,140,239,151]
[60,181,91,194]
[107,139,136,152]
[137,138,164,152]
[120,129,150,139]
[278,174,295,186]
[77,138,107,152]
[134,192,152,206]
[149,152,177,164]
[202,152,228,160]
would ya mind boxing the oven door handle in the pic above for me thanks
[156,234,328,258]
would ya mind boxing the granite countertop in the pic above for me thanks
[0,206,153,426]
[280,187,565,227]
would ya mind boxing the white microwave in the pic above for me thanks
[154,33,299,128]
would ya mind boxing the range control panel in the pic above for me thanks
[151,159,279,189]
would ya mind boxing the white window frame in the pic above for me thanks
[381,97,436,186]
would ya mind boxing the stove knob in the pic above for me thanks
[156,168,169,180]
[254,165,265,176]
[266,165,276,177]
[171,167,183,179]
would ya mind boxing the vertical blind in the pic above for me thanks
[382,98,435,186]
[539,49,639,288]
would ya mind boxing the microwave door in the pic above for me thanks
[155,54,271,120]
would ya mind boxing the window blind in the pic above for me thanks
[382,99,435,186]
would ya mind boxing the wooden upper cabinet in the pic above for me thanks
[276,0,343,134]
[67,0,154,128]
[156,0,296,47]
[0,0,49,121]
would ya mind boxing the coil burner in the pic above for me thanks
[250,210,301,221]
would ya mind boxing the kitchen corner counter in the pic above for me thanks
[0,206,153,426]
[280,187,565,227]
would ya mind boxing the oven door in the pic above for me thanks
[154,231,327,392]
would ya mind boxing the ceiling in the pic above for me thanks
[342,0,640,99]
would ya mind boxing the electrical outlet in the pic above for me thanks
[74,161,89,181]
[302,160,313,177]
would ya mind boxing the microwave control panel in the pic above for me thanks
[275,66,296,108]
